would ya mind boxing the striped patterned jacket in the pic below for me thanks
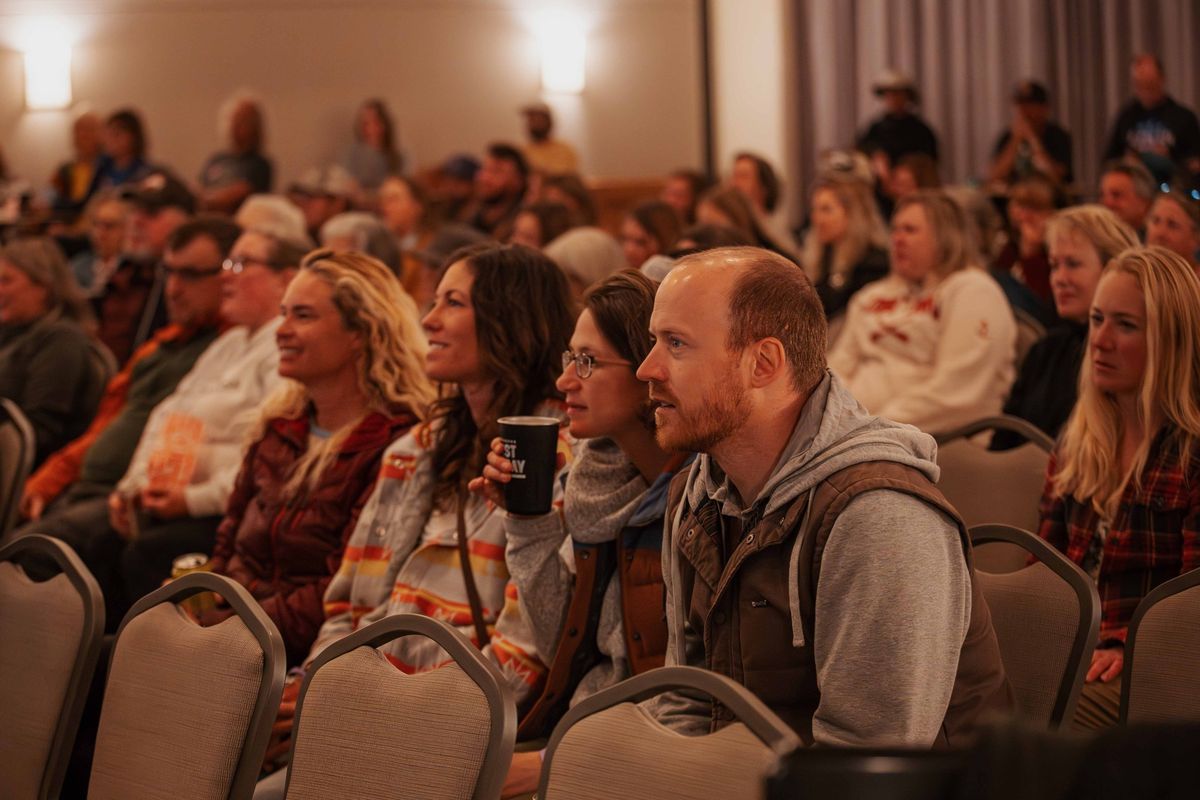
[309,415,572,703]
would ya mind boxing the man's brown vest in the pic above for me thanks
[667,461,1013,746]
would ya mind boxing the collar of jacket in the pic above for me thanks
[270,404,418,452]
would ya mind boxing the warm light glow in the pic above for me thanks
[25,46,73,110]
[536,13,586,94]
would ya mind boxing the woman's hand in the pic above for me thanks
[467,437,514,510]
[19,491,46,522]
[1086,646,1124,683]
[107,492,133,537]
[263,676,304,769]
[141,485,189,520]
[501,750,542,798]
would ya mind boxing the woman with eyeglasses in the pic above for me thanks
[472,270,687,798]
[0,237,103,466]
[252,244,575,791]
[199,249,434,666]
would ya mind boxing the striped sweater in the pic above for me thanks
[309,416,573,703]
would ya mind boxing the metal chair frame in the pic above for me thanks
[1119,567,1200,724]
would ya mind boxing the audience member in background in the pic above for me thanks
[799,174,889,319]
[1145,185,1200,271]
[660,168,711,225]
[731,152,781,218]
[696,186,796,260]
[1099,160,1156,236]
[829,191,1016,434]
[197,94,273,215]
[70,192,129,296]
[94,109,152,190]
[474,270,684,795]
[425,154,479,223]
[105,221,299,609]
[1038,246,1200,729]
[319,212,402,275]
[50,111,104,222]
[98,170,195,364]
[508,200,573,250]
[521,101,579,176]
[340,99,404,195]
[889,153,941,201]
[637,246,1010,746]
[203,250,433,663]
[858,69,939,187]
[673,223,753,252]
[288,165,357,243]
[988,81,1073,186]
[992,173,1060,314]
[993,205,1139,450]
[944,185,1006,266]
[466,143,529,236]
[378,175,435,252]
[620,200,682,269]
[250,245,575,792]
[545,226,627,301]
[234,194,313,250]
[1103,54,1200,183]
[0,238,103,466]
[11,220,225,582]
[541,172,598,226]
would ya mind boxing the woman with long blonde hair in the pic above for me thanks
[799,173,890,318]
[1038,245,1200,729]
[203,249,435,664]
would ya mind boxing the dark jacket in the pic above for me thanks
[208,406,418,664]
[0,316,105,465]
[813,243,889,319]
[992,322,1086,451]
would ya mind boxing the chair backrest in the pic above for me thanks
[540,665,800,800]
[936,416,1053,573]
[88,572,285,800]
[1121,569,1200,725]
[1012,307,1047,371]
[0,534,104,800]
[970,524,1099,729]
[283,613,516,800]
[0,397,36,538]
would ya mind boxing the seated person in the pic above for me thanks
[318,212,402,276]
[1099,160,1155,235]
[696,186,797,260]
[201,250,433,664]
[197,95,273,215]
[11,221,226,596]
[70,192,130,297]
[991,173,1059,313]
[798,173,889,320]
[0,238,104,466]
[619,200,682,269]
[1145,185,1200,271]
[507,201,573,251]
[637,246,1011,745]
[829,190,1016,434]
[105,225,306,609]
[993,206,1139,450]
[253,245,575,795]
[988,81,1073,186]
[1038,246,1200,730]
[544,227,627,302]
[471,270,688,795]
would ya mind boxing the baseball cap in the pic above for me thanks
[120,170,196,215]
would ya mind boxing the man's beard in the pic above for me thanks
[651,373,750,454]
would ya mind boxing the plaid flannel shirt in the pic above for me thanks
[1037,427,1200,645]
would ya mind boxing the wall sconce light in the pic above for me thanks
[537,14,586,94]
[20,17,73,111]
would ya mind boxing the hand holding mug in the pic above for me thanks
[467,437,514,510]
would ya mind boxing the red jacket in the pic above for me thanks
[208,406,417,664]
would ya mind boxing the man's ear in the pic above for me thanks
[747,337,787,389]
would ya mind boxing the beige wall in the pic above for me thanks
[0,0,703,195]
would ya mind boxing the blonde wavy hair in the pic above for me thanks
[799,174,888,287]
[1045,204,1139,265]
[1053,246,1200,517]
[262,249,436,496]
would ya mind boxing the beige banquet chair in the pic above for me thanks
[87,572,285,800]
[970,524,1099,729]
[937,416,1053,573]
[539,665,801,800]
[0,397,36,539]
[282,613,516,800]
[1120,568,1200,724]
[0,534,104,800]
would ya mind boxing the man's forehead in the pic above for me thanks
[653,258,738,327]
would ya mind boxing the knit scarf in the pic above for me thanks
[562,437,648,544]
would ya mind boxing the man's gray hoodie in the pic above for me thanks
[657,372,973,747]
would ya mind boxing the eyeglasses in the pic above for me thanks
[222,256,279,275]
[561,350,632,380]
[163,265,222,282]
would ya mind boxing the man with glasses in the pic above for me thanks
[14,218,233,622]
